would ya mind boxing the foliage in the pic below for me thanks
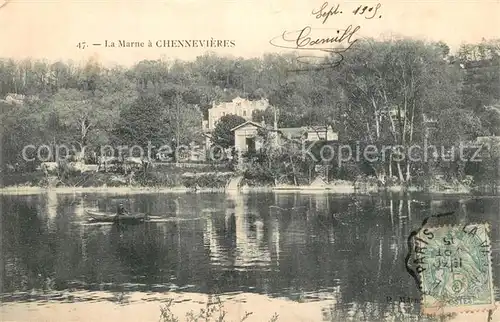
[334,39,463,183]
[113,94,173,151]
[457,40,500,113]
[134,169,182,187]
[211,114,246,149]
[0,38,499,188]
[182,173,233,188]
[0,173,47,187]
[241,129,313,186]
[158,295,278,322]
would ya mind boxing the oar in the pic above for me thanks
[145,213,162,220]
[144,213,161,220]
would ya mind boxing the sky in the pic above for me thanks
[0,0,498,66]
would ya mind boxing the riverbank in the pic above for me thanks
[0,184,482,195]
[269,184,474,195]
[0,170,493,195]
[1,290,497,322]
[0,185,229,195]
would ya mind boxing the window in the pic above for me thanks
[236,102,241,107]
[243,111,247,116]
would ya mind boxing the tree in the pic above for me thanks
[243,126,321,186]
[458,40,500,136]
[481,103,500,136]
[113,94,173,157]
[0,42,497,187]
[48,88,117,161]
[160,86,204,146]
[334,38,463,183]
[0,101,60,168]
[458,40,500,110]
[212,114,246,149]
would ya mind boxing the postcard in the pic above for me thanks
[0,0,499,321]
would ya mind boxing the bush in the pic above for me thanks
[0,172,46,187]
[159,295,279,322]
[242,162,276,186]
[182,173,232,188]
[135,170,181,187]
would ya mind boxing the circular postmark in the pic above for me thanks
[411,223,494,314]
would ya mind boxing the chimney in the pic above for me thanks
[261,116,265,127]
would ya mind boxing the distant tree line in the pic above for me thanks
[0,38,499,186]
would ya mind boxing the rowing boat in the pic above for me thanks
[85,210,149,224]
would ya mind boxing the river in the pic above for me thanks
[1,191,499,321]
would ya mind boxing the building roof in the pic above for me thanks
[230,122,338,141]
[278,127,306,138]
[212,96,268,107]
[304,125,334,132]
[230,121,268,132]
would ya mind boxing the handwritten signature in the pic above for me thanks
[269,24,361,71]
[268,2,382,72]
[270,25,360,52]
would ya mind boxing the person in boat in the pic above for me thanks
[116,203,129,217]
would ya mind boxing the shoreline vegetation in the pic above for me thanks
[0,169,493,195]
[1,39,499,196]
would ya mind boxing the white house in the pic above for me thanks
[202,97,270,150]
[202,97,269,133]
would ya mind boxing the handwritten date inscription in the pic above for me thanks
[270,2,381,71]
[413,224,495,314]
[312,2,382,24]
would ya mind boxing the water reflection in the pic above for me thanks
[1,192,500,321]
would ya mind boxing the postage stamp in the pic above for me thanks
[414,223,496,315]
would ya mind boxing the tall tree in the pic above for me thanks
[335,39,462,182]
[212,114,246,149]
[47,88,117,160]
[113,94,173,155]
